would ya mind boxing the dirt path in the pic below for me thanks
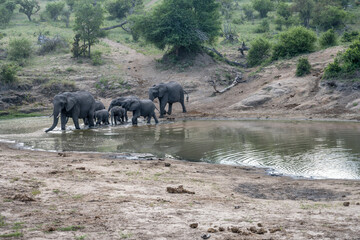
[0,143,360,239]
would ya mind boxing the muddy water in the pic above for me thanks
[1,117,360,179]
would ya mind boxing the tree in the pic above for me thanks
[313,6,347,30]
[252,0,274,18]
[293,0,314,28]
[17,0,40,21]
[0,0,16,26]
[131,0,221,55]
[247,38,271,66]
[106,0,142,20]
[45,1,65,21]
[73,0,104,57]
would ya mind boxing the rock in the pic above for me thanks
[218,227,225,232]
[76,167,86,170]
[249,226,257,233]
[257,223,263,227]
[166,185,195,194]
[12,194,35,202]
[207,228,217,233]
[201,234,211,239]
[165,163,171,167]
[257,228,267,234]
[230,226,240,233]
[343,202,350,207]
[190,223,198,228]
[230,95,271,110]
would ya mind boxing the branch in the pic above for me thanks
[101,20,128,31]
[204,47,247,67]
[213,73,245,95]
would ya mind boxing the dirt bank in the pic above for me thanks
[0,143,359,239]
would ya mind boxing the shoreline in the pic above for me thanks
[0,142,360,239]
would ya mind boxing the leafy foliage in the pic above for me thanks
[73,0,104,57]
[313,6,347,30]
[293,0,314,27]
[323,41,360,79]
[252,0,273,18]
[8,37,32,61]
[45,1,65,21]
[319,29,337,48]
[0,0,16,26]
[296,57,311,77]
[17,0,40,21]
[247,38,271,67]
[272,26,317,60]
[71,33,87,58]
[106,0,142,20]
[254,19,269,33]
[342,31,359,43]
[38,35,68,55]
[131,0,221,54]
[0,63,18,84]
[242,4,254,21]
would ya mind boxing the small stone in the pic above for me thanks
[257,228,267,234]
[190,223,198,229]
[343,202,350,207]
[218,227,225,232]
[356,202,360,205]
[257,223,263,227]
[201,234,211,239]
[249,226,257,233]
[230,226,240,233]
[207,228,217,233]
[234,205,240,209]
[165,163,171,167]
[76,167,86,170]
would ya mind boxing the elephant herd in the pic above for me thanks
[45,81,188,132]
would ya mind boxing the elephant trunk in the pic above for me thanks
[45,109,60,133]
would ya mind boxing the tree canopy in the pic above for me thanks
[131,0,221,54]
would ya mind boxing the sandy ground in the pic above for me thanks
[0,143,360,240]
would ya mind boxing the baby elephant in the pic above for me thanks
[110,106,126,125]
[94,109,109,125]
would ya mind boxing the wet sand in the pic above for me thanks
[0,143,360,239]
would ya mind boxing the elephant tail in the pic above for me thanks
[154,106,160,112]
[184,90,189,102]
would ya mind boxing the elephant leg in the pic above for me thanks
[181,99,187,113]
[147,115,151,124]
[61,114,67,130]
[159,100,167,118]
[88,113,95,127]
[153,112,159,124]
[114,115,118,125]
[167,103,173,115]
[132,111,140,125]
[73,116,80,129]
[125,111,128,122]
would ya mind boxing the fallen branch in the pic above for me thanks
[213,73,245,94]
[204,46,247,67]
[101,20,128,31]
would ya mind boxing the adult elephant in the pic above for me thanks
[148,81,188,118]
[45,91,96,132]
[84,100,105,125]
[108,96,139,122]
[121,98,158,125]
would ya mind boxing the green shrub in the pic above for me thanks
[247,38,271,67]
[319,29,337,48]
[45,1,65,21]
[105,0,131,20]
[295,57,311,77]
[8,38,32,61]
[342,31,359,42]
[38,35,68,55]
[323,41,360,79]
[242,4,254,21]
[0,63,18,84]
[272,26,317,60]
[254,19,270,33]
[313,6,347,30]
[91,50,103,65]
[0,0,16,26]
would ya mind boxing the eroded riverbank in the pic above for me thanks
[0,143,359,239]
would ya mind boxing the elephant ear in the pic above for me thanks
[158,85,167,98]
[65,96,76,112]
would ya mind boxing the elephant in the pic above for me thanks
[148,81,188,118]
[45,91,96,132]
[108,96,139,122]
[110,106,126,125]
[84,100,105,125]
[121,98,158,125]
[94,109,109,125]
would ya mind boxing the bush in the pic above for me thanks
[247,38,271,67]
[323,41,360,79]
[38,35,68,55]
[0,0,16,26]
[105,0,131,19]
[342,31,359,43]
[91,50,103,65]
[45,1,65,21]
[242,4,254,21]
[8,38,32,61]
[313,6,347,30]
[254,19,270,33]
[319,29,337,48]
[272,26,317,60]
[0,63,17,84]
[295,57,311,77]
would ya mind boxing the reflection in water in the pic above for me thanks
[0,118,360,179]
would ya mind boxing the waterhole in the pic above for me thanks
[1,117,359,179]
